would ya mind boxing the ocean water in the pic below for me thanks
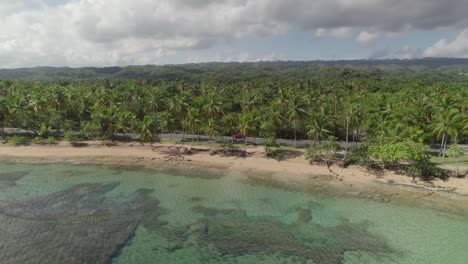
[0,163,467,264]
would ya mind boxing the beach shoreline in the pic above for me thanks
[1,141,468,216]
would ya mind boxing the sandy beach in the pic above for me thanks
[1,141,468,216]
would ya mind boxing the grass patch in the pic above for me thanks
[32,136,57,145]
[63,131,81,143]
[6,135,31,146]
[431,156,468,165]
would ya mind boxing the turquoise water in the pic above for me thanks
[0,163,467,264]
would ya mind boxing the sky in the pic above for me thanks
[1,0,468,68]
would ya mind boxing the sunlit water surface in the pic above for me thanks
[0,163,467,264]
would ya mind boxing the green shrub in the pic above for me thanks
[32,136,57,145]
[264,137,277,147]
[305,137,340,162]
[80,121,100,140]
[6,135,31,145]
[64,131,80,143]
[221,142,239,151]
[368,140,429,168]
[345,144,371,167]
[97,135,110,141]
[265,147,287,161]
[407,159,442,181]
[37,124,51,138]
[365,140,442,180]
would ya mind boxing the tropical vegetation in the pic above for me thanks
[0,61,466,179]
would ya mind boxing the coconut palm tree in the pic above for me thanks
[431,109,463,158]
[115,110,136,139]
[286,95,307,147]
[238,111,255,152]
[204,118,218,150]
[0,97,6,137]
[203,92,223,119]
[169,93,190,139]
[186,107,200,147]
[140,115,156,142]
[146,87,164,113]
[307,113,331,145]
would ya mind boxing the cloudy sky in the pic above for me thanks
[1,0,468,68]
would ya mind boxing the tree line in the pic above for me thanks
[0,77,466,149]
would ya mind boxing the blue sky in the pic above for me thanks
[1,0,468,67]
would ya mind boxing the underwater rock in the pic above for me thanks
[0,171,30,188]
[0,183,161,264]
[132,205,399,263]
[296,207,312,224]
[191,208,395,264]
[192,205,246,217]
[188,196,203,202]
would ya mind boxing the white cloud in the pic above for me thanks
[315,27,354,38]
[424,29,468,57]
[356,31,379,47]
[186,52,284,63]
[1,0,468,67]
[395,46,422,59]
[369,46,422,59]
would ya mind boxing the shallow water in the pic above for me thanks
[0,163,467,264]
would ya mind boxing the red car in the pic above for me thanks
[231,133,246,140]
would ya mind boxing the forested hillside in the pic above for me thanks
[2,58,468,82]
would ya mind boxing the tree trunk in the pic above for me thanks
[356,127,361,145]
[443,134,448,159]
[344,115,349,160]
[190,130,195,146]
[294,122,297,147]
[439,133,445,157]
[244,136,247,154]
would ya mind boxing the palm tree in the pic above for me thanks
[286,95,307,147]
[186,107,200,147]
[169,93,190,139]
[140,115,156,142]
[238,112,255,152]
[146,87,163,113]
[307,113,331,145]
[265,105,285,135]
[203,92,223,119]
[431,109,463,158]
[204,118,218,150]
[115,111,135,139]
[0,97,6,137]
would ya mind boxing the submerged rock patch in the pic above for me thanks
[0,183,161,264]
[0,171,30,188]
[138,206,397,263]
[194,212,396,264]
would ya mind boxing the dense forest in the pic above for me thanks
[0,60,467,178]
